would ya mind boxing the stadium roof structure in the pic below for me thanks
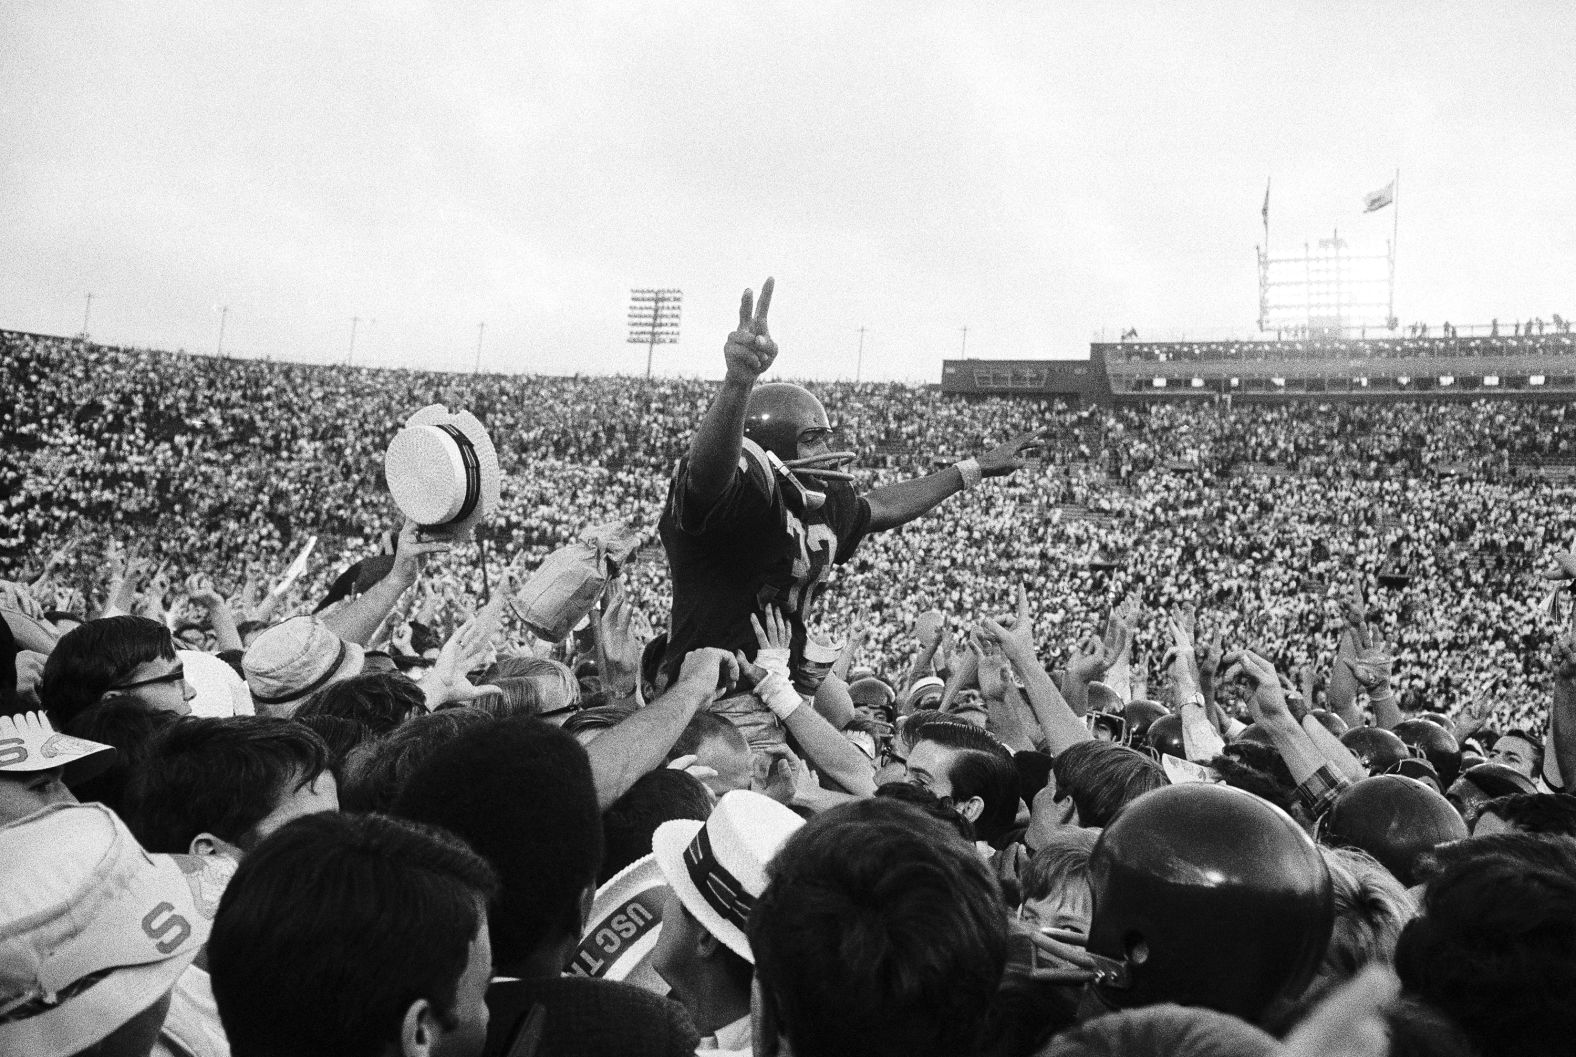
[943,331,1576,404]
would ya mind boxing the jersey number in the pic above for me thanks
[783,513,837,619]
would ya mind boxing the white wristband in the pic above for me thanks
[753,671,803,721]
[755,648,791,681]
[955,458,983,490]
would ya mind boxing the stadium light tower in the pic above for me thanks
[627,288,682,380]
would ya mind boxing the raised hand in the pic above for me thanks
[988,584,1037,657]
[392,518,451,587]
[760,746,816,807]
[598,579,647,697]
[1553,632,1576,683]
[976,430,1047,478]
[1539,549,1576,582]
[185,573,226,609]
[1161,604,1202,698]
[724,277,777,384]
[971,632,1009,699]
[751,605,793,653]
[1195,620,1225,684]
[1343,620,1395,695]
[1067,628,1125,685]
[423,616,504,710]
[1221,648,1292,726]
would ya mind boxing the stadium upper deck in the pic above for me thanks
[943,330,1576,403]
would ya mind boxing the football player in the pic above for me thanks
[658,277,1041,683]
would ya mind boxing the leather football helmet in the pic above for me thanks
[1391,719,1463,788]
[1144,713,1186,761]
[1307,709,1349,736]
[1122,701,1167,749]
[1232,722,1278,750]
[1339,726,1411,777]
[1321,774,1468,886]
[1086,784,1333,1022]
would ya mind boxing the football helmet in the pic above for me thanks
[1122,701,1167,749]
[1339,726,1411,777]
[1391,719,1463,788]
[743,383,857,484]
[1321,774,1468,886]
[1085,784,1333,1022]
[1144,713,1186,761]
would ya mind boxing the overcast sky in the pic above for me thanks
[3,1,1573,381]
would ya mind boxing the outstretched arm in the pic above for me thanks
[864,431,1042,532]
[685,279,776,509]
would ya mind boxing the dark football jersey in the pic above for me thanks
[659,439,870,679]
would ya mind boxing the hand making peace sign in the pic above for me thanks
[724,277,777,384]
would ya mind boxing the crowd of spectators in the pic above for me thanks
[5,330,1574,733]
[4,322,1576,1057]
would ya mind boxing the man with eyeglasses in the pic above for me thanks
[39,615,194,727]
[659,277,1042,683]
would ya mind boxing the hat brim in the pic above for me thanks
[651,818,755,965]
[249,641,365,714]
[0,845,223,1057]
[0,944,198,1057]
[395,407,501,541]
[571,854,670,992]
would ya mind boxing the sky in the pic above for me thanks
[3,1,1574,382]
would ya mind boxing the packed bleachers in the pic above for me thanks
[5,328,1574,730]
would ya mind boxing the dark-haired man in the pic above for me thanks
[208,811,497,1057]
[749,798,1008,1057]
[904,720,1020,846]
[127,716,338,858]
[39,615,194,726]
[659,278,1040,681]
[126,715,338,1057]
[1489,729,1542,781]
[394,692,712,1057]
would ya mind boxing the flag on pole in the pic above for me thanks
[1363,181,1395,213]
[1261,179,1270,229]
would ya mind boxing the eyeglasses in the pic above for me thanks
[109,665,187,692]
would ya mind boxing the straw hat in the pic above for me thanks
[384,405,501,542]
[566,854,670,994]
[0,803,233,1057]
[651,791,804,964]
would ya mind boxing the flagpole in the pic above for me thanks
[1388,168,1399,327]
[1264,176,1271,254]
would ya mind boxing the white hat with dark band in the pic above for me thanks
[651,791,804,964]
[384,404,501,542]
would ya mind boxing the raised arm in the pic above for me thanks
[1547,628,1576,790]
[321,520,448,646]
[981,586,1091,754]
[685,279,776,509]
[864,431,1043,532]
[584,648,739,810]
